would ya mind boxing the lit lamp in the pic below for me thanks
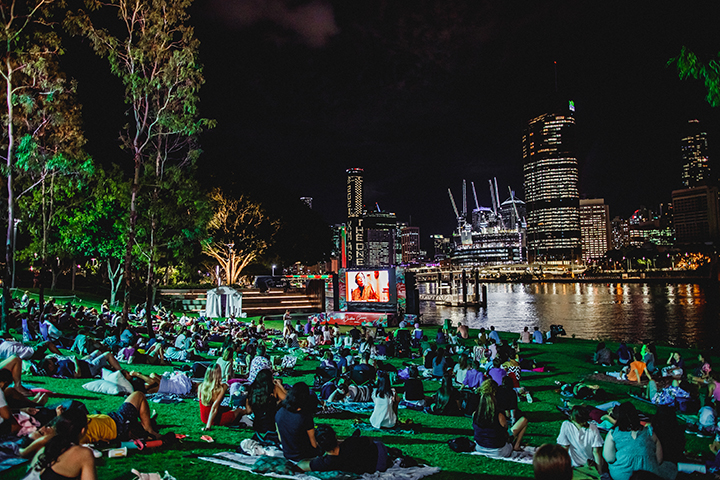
[272,264,276,276]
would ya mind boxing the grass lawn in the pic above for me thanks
[4,292,715,480]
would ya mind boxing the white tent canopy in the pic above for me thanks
[205,286,243,318]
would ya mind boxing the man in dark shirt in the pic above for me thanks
[348,326,361,343]
[299,425,389,473]
[350,352,376,384]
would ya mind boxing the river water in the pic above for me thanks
[418,282,720,347]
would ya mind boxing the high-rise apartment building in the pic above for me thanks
[364,212,397,266]
[672,185,720,244]
[522,102,581,263]
[681,120,711,188]
[346,168,364,218]
[401,226,421,264]
[346,168,365,267]
[579,199,610,262]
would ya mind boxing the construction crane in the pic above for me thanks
[488,180,497,215]
[462,180,468,220]
[471,181,480,211]
[448,187,464,231]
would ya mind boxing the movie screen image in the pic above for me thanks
[346,270,390,303]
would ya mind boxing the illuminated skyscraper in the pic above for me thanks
[346,168,364,218]
[346,168,365,266]
[522,102,581,263]
[401,226,421,264]
[579,198,610,262]
[681,120,711,188]
[300,197,313,209]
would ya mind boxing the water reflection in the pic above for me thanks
[418,282,720,347]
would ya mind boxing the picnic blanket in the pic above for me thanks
[585,373,648,386]
[199,452,440,480]
[465,446,537,464]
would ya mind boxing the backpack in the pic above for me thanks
[448,436,474,453]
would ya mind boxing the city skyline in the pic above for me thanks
[63,1,720,248]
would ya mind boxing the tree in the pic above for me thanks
[67,0,212,329]
[14,73,93,292]
[203,189,279,286]
[0,0,80,331]
[134,164,209,314]
[56,164,128,305]
[671,47,720,107]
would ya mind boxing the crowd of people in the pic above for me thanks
[0,294,718,480]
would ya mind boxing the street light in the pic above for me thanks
[272,264,276,276]
[12,219,21,289]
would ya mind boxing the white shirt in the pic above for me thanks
[556,421,604,467]
[0,389,7,425]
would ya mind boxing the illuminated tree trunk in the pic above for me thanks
[122,156,141,324]
[3,57,14,334]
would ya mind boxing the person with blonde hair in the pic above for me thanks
[472,378,528,458]
[199,363,246,430]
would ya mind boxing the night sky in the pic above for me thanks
[66,1,720,251]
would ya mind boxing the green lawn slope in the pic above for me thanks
[4,292,715,480]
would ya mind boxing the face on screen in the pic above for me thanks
[346,271,389,303]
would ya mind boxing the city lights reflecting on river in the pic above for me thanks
[419,282,720,347]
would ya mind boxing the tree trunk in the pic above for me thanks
[50,264,58,291]
[71,261,76,292]
[144,201,158,337]
[122,156,141,324]
[2,59,15,334]
[108,260,123,307]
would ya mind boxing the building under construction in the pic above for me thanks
[447,179,526,266]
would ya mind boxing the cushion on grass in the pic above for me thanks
[82,368,134,395]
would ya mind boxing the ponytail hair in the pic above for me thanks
[36,409,88,472]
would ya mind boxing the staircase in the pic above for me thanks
[158,287,323,317]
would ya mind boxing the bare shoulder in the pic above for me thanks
[67,445,96,462]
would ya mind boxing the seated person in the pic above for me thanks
[662,352,684,377]
[533,443,572,480]
[463,360,485,390]
[42,350,124,379]
[593,342,613,366]
[299,425,391,473]
[350,352,375,385]
[532,326,544,344]
[430,374,462,416]
[369,373,397,429]
[402,365,427,406]
[556,406,605,475]
[276,382,321,461]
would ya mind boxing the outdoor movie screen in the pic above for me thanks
[345,270,391,303]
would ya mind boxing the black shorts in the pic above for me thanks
[108,401,140,441]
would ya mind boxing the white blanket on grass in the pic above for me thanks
[199,452,441,480]
[465,446,537,464]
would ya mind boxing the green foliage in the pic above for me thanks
[671,46,720,107]
[54,164,128,262]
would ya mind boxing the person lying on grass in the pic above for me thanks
[20,391,161,458]
[297,424,392,474]
[40,350,124,379]
[25,409,97,480]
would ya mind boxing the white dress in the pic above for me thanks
[369,390,397,429]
